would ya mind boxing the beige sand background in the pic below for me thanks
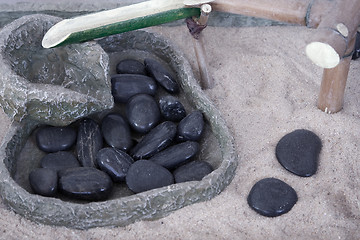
[0,25,359,239]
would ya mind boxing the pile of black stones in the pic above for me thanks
[28,58,213,202]
[247,129,322,217]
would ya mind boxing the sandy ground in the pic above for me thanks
[0,25,359,239]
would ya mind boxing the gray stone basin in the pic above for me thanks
[0,17,238,229]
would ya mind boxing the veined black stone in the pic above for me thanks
[29,168,58,197]
[96,147,134,182]
[159,95,186,122]
[247,178,298,217]
[36,126,76,152]
[149,141,199,169]
[276,129,322,177]
[177,110,204,142]
[76,118,103,168]
[173,160,213,183]
[144,58,179,93]
[58,167,113,201]
[116,59,147,75]
[130,121,177,160]
[126,160,174,193]
[40,151,80,172]
[101,113,133,151]
[111,74,157,103]
[126,94,160,134]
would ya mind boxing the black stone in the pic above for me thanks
[177,110,204,142]
[40,151,80,172]
[111,74,157,103]
[36,126,76,152]
[29,168,58,197]
[247,178,298,217]
[76,118,103,168]
[116,59,147,75]
[130,121,177,160]
[96,147,134,182]
[149,141,199,169]
[126,160,174,193]
[173,160,213,183]
[58,167,113,201]
[352,31,360,60]
[159,95,186,122]
[144,58,179,93]
[126,94,160,134]
[101,113,133,151]
[276,129,322,177]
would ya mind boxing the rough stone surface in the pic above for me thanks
[177,110,204,142]
[101,113,132,151]
[77,118,103,168]
[29,168,58,197]
[36,126,76,152]
[40,151,80,171]
[159,95,186,122]
[116,59,147,75]
[96,147,134,182]
[247,178,298,217]
[58,167,113,201]
[126,94,160,133]
[126,160,174,193]
[149,141,199,169]
[276,129,322,177]
[111,74,157,103]
[0,14,113,126]
[173,160,213,183]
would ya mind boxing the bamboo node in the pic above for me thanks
[336,23,349,38]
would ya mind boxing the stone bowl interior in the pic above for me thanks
[0,29,238,229]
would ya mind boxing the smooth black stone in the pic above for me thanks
[29,168,58,197]
[116,59,147,75]
[130,121,177,160]
[159,95,186,122]
[177,110,204,142]
[149,141,199,169]
[126,94,160,134]
[247,178,298,217]
[126,160,174,193]
[111,74,157,103]
[58,167,113,201]
[36,126,76,152]
[96,147,134,182]
[352,31,360,60]
[276,129,322,177]
[101,113,133,151]
[173,160,213,183]
[40,151,80,172]
[144,58,179,93]
[76,118,103,168]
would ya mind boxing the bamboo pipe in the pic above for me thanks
[305,0,360,68]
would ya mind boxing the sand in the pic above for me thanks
[0,25,359,239]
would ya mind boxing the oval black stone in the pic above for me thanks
[130,121,177,160]
[126,94,160,134]
[36,126,76,152]
[76,118,103,168]
[247,178,298,217]
[116,59,146,75]
[40,151,80,172]
[101,113,133,151]
[173,160,213,183]
[96,147,134,182]
[111,74,157,103]
[144,58,179,93]
[177,110,204,142]
[159,95,186,122]
[29,168,58,197]
[275,129,322,177]
[149,141,199,169]
[58,167,113,201]
[126,160,174,193]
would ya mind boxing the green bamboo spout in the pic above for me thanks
[42,0,210,48]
